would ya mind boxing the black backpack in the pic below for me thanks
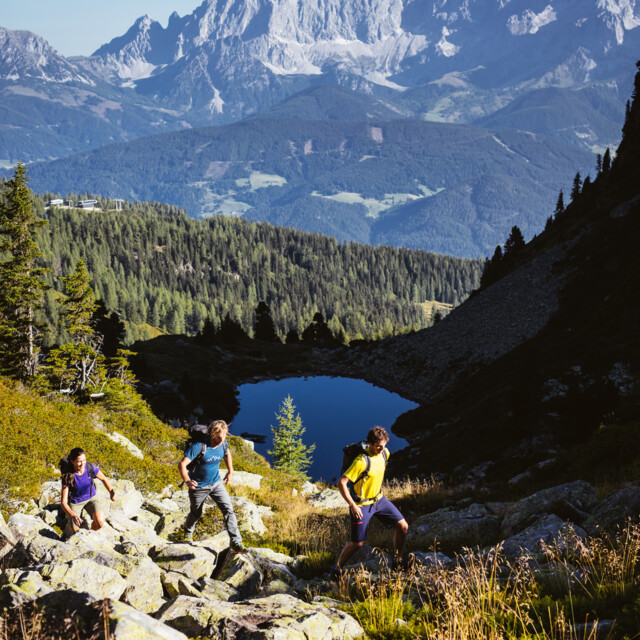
[340,441,389,502]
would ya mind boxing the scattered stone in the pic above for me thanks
[307,489,345,510]
[408,503,500,550]
[216,551,264,598]
[231,496,269,535]
[150,543,217,582]
[41,558,127,600]
[583,486,640,535]
[500,514,587,557]
[196,576,240,601]
[104,431,144,460]
[501,481,597,536]
[221,470,263,489]
[410,551,452,569]
[0,511,17,558]
[162,571,203,599]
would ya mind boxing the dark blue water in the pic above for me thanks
[229,376,418,482]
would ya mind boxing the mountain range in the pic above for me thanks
[2,0,639,164]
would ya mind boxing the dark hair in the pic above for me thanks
[61,447,86,487]
[367,426,389,444]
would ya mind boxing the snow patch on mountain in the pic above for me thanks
[435,27,460,57]
[596,0,640,44]
[507,5,557,35]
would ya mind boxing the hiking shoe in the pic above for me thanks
[330,565,344,582]
[231,542,248,554]
[183,530,193,542]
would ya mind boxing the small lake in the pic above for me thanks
[229,376,418,482]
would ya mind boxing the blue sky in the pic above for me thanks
[2,1,203,57]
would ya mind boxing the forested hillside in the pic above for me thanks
[31,197,482,344]
[22,116,593,257]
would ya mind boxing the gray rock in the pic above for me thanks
[307,489,346,510]
[105,430,144,460]
[302,481,320,496]
[8,512,61,541]
[37,481,61,508]
[0,511,17,558]
[0,570,54,608]
[500,514,587,557]
[408,503,501,551]
[502,481,597,536]
[231,496,269,536]
[109,512,164,551]
[95,479,144,519]
[156,593,364,639]
[41,557,128,600]
[161,571,203,599]
[4,515,70,568]
[3,590,189,640]
[150,543,217,582]
[196,576,240,602]
[583,486,640,535]
[143,497,180,516]
[120,556,166,614]
[221,470,263,489]
[410,551,453,569]
[155,511,188,539]
[133,508,162,530]
[216,551,264,598]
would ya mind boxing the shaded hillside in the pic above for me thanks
[22,116,592,257]
[337,64,640,484]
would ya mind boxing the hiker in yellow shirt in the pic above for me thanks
[333,426,408,578]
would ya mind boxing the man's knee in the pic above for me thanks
[396,519,409,534]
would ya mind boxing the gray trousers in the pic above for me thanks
[184,481,242,545]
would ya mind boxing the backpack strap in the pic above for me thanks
[353,449,389,503]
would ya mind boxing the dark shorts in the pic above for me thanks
[350,496,404,543]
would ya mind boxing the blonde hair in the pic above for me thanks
[208,419,229,441]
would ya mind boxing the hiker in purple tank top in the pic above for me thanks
[60,447,116,538]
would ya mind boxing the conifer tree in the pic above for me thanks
[503,226,525,258]
[0,162,48,378]
[254,301,280,342]
[268,395,315,479]
[554,190,565,219]
[570,172,582,201]
[602,148,612,173]
[596,154,603,176]
[45,259,105,395]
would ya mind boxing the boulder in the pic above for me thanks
[0,511,17,558]
[582,487,640,535]
[216,551,264,598]
[1,590,189,640]
[156,593,364,639]
[109,512,164,551]
[37,481,62,508]
[196,577,240,602]
[500,514,587,558]
[501,481,597,536]
[120,556,165,614]
[302,481,320,496]
[307,489,346,511]
[410,551,453,569]
[407,503,501,551]
[161,571,203,599]
[150,543,217,582]
[104,430,144,460]
[155,511,188,539]
[95,479,144,519]
[0,570,54,608]
[231,496,270,536]
[133,508,162,530]
[221,470,263,489]
[41,558,128,600]
[143,497,180,516]
[4,515,71,567]
[8,512,61,541]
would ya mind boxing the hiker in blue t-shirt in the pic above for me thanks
[178,420,246,552]
[60,447,116,538]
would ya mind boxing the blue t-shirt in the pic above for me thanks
[64,463,99,504]
[184,441,227,487]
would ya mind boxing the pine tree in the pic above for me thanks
[596,154,603,176]
[0,162,49,378]
[602,148,611,173]
[503,226,525,258]
[268,395,315,479]
[254,301,280,342]
[45,260,105,395]
[554,190,565,219]
[570,172,582,201]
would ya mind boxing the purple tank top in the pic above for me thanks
[66,464,99,504]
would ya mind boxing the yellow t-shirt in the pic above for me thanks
[343,448,389,505]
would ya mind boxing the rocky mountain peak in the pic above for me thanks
[0,27,92,84]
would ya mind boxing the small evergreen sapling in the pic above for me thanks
[268,395,315,479]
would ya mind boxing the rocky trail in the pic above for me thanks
[2,463,639,638]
